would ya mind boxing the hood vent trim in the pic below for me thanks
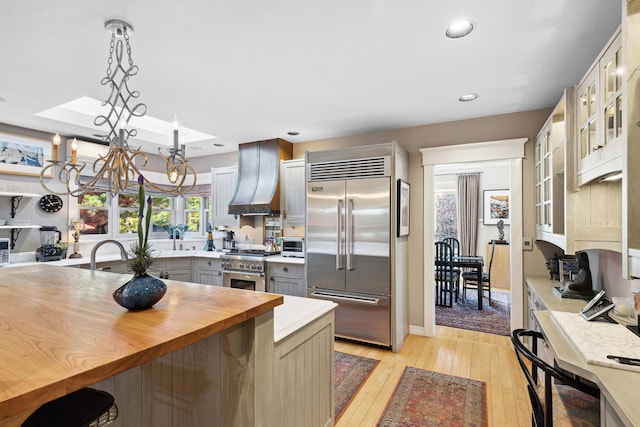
[309,156,391,181]
[228,138,292,216]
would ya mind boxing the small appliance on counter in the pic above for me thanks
[222,230,236,251]
[35,226,64,262]
[0,238,10,266]
[281,237,304,258]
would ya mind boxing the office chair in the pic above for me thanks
[511,329,600,427]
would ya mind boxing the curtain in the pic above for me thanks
[457,173,479,256]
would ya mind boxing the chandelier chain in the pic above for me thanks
[106,32,115,78]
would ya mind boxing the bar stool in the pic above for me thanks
[22,388,118,427]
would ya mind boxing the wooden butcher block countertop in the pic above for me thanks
[0,264,283,422]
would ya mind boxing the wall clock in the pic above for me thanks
[39,194,64,213]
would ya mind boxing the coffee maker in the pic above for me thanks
[35,226,64,262]
[223,230,236,251]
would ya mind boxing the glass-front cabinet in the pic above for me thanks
[576,30,623,186]
[534,89,572,250]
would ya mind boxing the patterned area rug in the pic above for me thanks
[335,351,379,421]
[377,367,488,427]
[436,289,511,335]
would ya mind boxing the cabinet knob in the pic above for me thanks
[283,266,288,273]
[207,261,212,266]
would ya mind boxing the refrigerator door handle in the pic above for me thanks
[336,199,343,270]
[310,291,380,305]
[346,198,354,271]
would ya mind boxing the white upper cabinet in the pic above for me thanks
[211,166,239,228]
[576,30,623,186]
[534,89,574,251]
[280,159,306,227]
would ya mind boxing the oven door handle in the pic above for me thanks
[223,270,265,278]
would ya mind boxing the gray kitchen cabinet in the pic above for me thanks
[147,257,193,282]
[95,259,130,274]
[195,258,223,286]
[211,166,239,228]
[268,262,305,296]
[280,159,306,227]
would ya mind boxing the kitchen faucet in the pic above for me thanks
[90,240,128,271]
[172,228,181,250]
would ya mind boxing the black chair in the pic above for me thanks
[22,388,118,427]
[443,237,462,288]
[462,239,494,304]
[511,329,600,427]
[434,241,458,306]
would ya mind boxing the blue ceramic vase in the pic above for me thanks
[113,274,167,311]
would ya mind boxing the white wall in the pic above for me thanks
[434,161,510,256]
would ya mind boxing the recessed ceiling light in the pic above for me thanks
[446,20,474,39]
[458,93,478,102]
[287,131,300,136]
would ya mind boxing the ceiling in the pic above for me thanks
[0,1,621,157]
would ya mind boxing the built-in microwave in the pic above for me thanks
[281,237,304,258]
[0,238,10,265]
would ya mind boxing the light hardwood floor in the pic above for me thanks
[335,326,531,426]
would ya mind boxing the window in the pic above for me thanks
[185,196,202,232]
[183,196,211,234]
[78,191,109,235]
[118,193,174,236]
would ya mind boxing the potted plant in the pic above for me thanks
[112,176,167,310]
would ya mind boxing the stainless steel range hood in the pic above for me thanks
[228,138,293,215]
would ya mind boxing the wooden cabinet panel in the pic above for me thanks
[488,243,510,290]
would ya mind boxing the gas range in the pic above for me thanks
[220,250,279,273]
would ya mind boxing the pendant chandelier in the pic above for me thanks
[39,19,196,197]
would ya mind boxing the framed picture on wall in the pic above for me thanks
[0,132,52,177]
[483,189,510,225]
[397,179,410,236]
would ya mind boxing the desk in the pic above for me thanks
[536,310,638,426]
[435,256,484,309]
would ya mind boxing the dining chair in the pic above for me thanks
[434,241,458,306]
[443,237,462,290]
[462,239,494,304]
[511,329,600,427]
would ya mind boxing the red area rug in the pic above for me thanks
[436,289,511,335]
[334,351,379,421]
[377,367,488,427]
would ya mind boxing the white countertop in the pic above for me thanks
[273,295,337,342]
[4,248,305,268]
[550,310,640,373]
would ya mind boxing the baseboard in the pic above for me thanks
[409,324,426,336]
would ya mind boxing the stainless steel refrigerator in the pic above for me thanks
[306,177,391,347]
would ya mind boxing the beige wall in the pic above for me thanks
[294,108,552,327]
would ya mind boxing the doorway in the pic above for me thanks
[420,138,526,337]
[433,161,512,335]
